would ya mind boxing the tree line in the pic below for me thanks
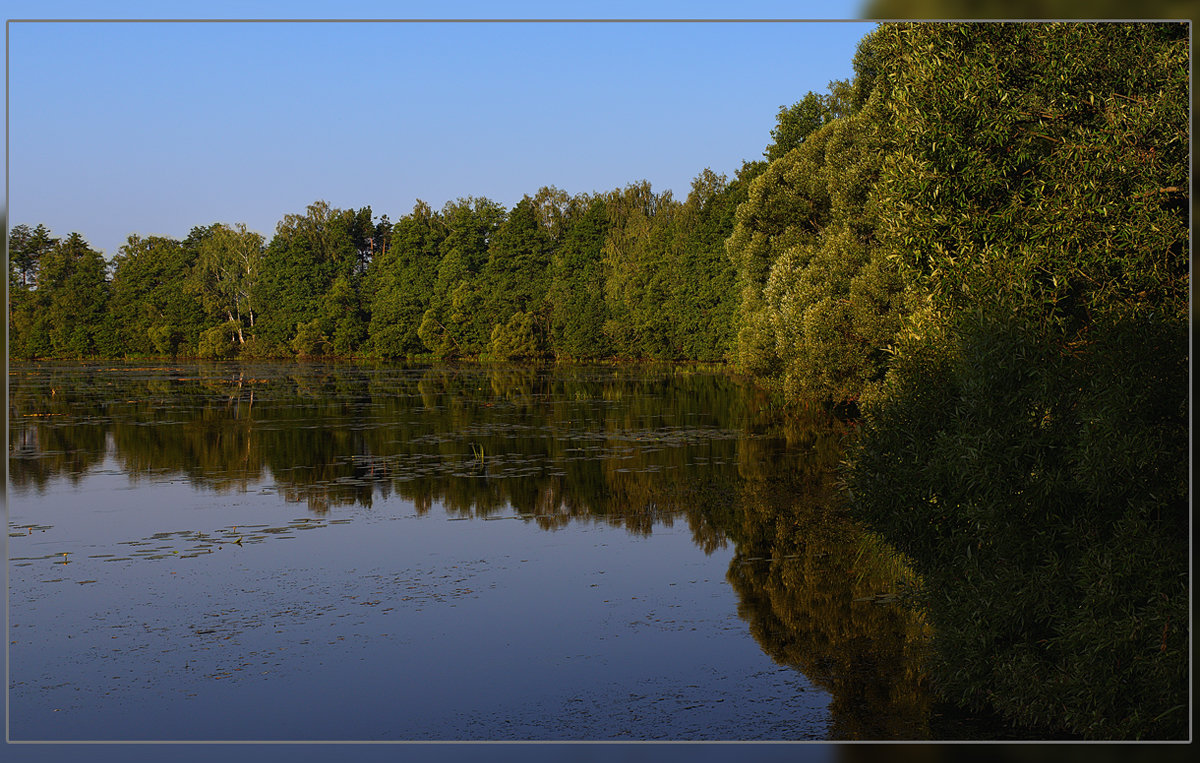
[8,173,750,364]
[7,22,1189,739]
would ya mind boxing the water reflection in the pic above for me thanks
[9,361,930,739]
[725,412,933,740]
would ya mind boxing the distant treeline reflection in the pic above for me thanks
[11,363,752,534]
[9,361,931,739]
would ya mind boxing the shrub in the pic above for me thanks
[487,311,541,361]
[847,304,1187,738]
[197,321,240,360]
[291,319,331,358]
[845,22,1189,738]
[147,324,182,356]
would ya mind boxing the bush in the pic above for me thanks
[147,324,182,356]
[844,22,1188,738]
[291,319,331,358]
[487,311,541,360]
[847,305,1188,739]
[197,321,240,359]
[237,335,278,358]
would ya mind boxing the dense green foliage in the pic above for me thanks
[547,195,611,359]
[727,47,912,402]
[366,201,446,358]
[10,229,112,358]
[6,21,1188,740]
[8,178,743,363]
[843,23,1189,739]
[108,234,208,356]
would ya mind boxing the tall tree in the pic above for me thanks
[600,181,678,359]
[31,232,111,357]
[665,168,742,362]
[417,197,505,358]
[763,80,853,162]
[479,195,554,358]
[529,185,572,244]
[8,223,59,358]
[190,223,264,345]
[548,194,611,360]
[256,201,373,352]
[108,234,207,355]
[367,201,446,358]
[8,223,56,288]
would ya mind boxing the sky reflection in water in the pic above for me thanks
[8,362,929,741]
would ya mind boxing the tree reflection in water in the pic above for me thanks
[726,409,932,740]
[9,360,932,739]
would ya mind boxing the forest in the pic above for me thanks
[6,23,1189,740]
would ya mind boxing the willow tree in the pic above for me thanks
[726,44,910,402]
[846,22,1189,739]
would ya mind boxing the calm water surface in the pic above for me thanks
[8,362,931,741]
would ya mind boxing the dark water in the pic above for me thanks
[7,361,933,742]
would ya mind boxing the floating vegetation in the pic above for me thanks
[6,361,960,740]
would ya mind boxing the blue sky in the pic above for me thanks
[5,2,873,259]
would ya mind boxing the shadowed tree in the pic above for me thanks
[847,22,1189,739]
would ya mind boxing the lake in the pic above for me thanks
[8,361,934,741]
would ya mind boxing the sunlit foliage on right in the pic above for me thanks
[845,22,1189,739]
